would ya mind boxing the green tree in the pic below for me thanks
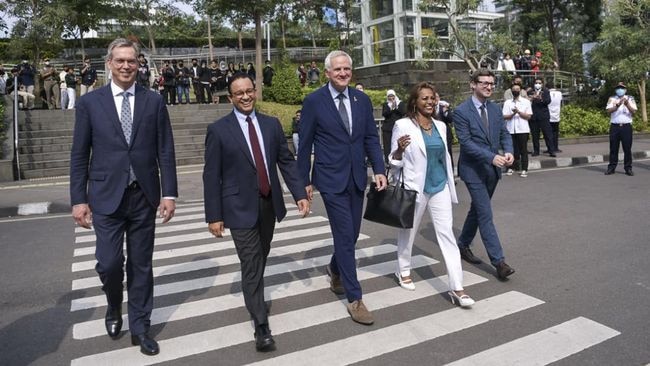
[5,0,66,62]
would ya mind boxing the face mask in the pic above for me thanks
[615,89,626,97]
[512,91,520,98]
[45,62,50,66]
[534,83,542,90]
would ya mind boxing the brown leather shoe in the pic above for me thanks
[326,265,345,295]
[495,261,515,281]
[347,299,374,325]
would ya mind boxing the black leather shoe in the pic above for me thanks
[105,307,122,339]
[459,247,482,264]
[131,333,160,355]
[604,169,615,175]
[495,262,515,281]
[625,169,634,176]
[531,152,540,157]
[549,152,557,157]
[254,324,276,352]
[555,149,563,153]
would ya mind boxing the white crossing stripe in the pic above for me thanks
[71,225,334,272]
[69,272,490,365]
[246,291,545,366]
[70,244,398,311]
[70,236,369,290]
[72,255,439,339]
[444,317,620,366]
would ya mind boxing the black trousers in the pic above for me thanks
[193,82,205,104]
[163,85,176,105]
[608,123,633,171]
[230,195,275,327]
[550,122,560,150]
[381,129,392,163]
[511,133,529,171]
[529,117,556,154]
[93,183,156,336]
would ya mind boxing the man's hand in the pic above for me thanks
[158,199,176,224]
[296,199,310,218]
[503,153,514,166]
[492,154,509,168]
[72,204,92,229]
[208,221,225,238]
[305,185,314,201]
[374,174,388,191]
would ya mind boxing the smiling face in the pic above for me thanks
[107,46,137,90]
[325,55,352,92]
[471,75,495,102]
[228,76,256,115]
[415,87,436,118]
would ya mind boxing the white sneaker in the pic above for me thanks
[520,170,528,178]
[505,169,514,176]
[395,272,415,291]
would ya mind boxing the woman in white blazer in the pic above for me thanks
[389,82,474,307]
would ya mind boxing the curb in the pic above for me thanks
[527,150,650,170]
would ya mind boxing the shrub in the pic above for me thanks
[263,63,303,105]
[559,104,610,137]
[0,98,5,159]
[256,101,300,136]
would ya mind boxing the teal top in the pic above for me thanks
[422,126,447,194]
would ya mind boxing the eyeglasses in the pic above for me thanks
[475,80,495,88]
[111,58,137,67]
[231,88,256,98]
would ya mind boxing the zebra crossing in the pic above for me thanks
[68,200,620,365]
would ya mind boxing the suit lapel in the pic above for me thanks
[130,86,147,147]
[258,114,274,172]
[470,100,490,142]
[324,84,351,137]
[98,86,129,148]
[225,112,255,167]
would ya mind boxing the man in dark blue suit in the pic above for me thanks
[203,73,310,352]
[453,69,516,281]
[70,38,178,355]
[298,50,387,325]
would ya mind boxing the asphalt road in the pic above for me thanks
[1,160,649,366]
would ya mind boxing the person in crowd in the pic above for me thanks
[203,72,309,352]
[297,64,307,87]
[227,62,236,75]
[307,61,320,86]
[381,89,406,163]
[355,83,364,92]
[65,66,77,109]
[162,60,177,105]
[605,82,637,176]
[503,83,533,177]
[190,58,204,104]
[176,60,191,104]
[70,38,178,357]
[503,74,524,101]
[136,54,150,89]
[297,50,387,325]
[453,69,515,281]
[59,65,69,110]
[262,60,275,87]
[389,82,474,307]
[18,60,36,96]
[80,57,97,96]
[520,49,532,86]
[433,92,455,171]
[7,68,36,109]
[40,58,59,109]
[246,62,256,80]
[0,66,6,96]
[548,81,563,153]
[208,60,223,104]
[238,62,245,72]
[497,52,516,74]
[529,77,557,156]
[291,109,301,156]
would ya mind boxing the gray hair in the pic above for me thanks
[324,50,353,71]
[105,38,140,61]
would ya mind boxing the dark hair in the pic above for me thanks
[296,109,301,113]
[406,82,437,119]
[470,68,495,82]
[192,58,198,62]
[227,72,255,94]
[534,77,544,84]
[356,82,364,88]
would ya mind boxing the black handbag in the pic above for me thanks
[363,170,417,228]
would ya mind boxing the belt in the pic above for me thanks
[611,123,631,127]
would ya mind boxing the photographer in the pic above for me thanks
[605,82,637,176]
[80,57,97,96]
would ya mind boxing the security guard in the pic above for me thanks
[605,82,637,176]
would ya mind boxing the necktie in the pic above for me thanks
[119,91,136,184]
[337,93,351,135]
[246,116,271,197]
[480,104,489,132]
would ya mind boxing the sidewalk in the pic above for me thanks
[1,135,649,217]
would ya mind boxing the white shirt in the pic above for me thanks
[328,83,352,134]
[502,97,532,134]
[59,71,68,89]
[606,95,637,124]
[548,89,563,122]
[497,58,516,72]
[233,109,270,182]
[110,81,135,122]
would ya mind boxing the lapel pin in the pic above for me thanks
[353,96,357,102]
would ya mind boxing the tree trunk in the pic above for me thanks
[207,16,214,61]
[145,24,157,54]
[255,12,263,100]
[308,23,317,48]
[238,29,243,50]
[544,3,561,69]
[281,14,287,49]
[638,79,647,127]
[80,32,86,61]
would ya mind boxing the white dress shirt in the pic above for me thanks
[233,108,271,183]
[606,95,637,124]
[503,97,532,134]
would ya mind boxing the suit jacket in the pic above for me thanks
[530,88,551,121]
[203,111,307,229]
[389,117,458,203]
[297,84,385,193]
[453,97,513,183]
[70,84,178,215]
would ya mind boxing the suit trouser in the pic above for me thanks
[550,122,560,150]
[529,117,555,153]
[396,185,463,291]
[92,184,156,336]
[382,129,392,163]
[458,170,505,266]
[321,177,364,302]
[608,123,633,171]
[230,195,275,327]
[511,133,529,171]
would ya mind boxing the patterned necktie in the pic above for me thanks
[246,116,271,197]
[119,91,136,184]
[480,103,489,132]
[337,93,351,135]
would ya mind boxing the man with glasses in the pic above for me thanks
[203,72,310,352]
[70,38,178,356]
[453,69,516,281]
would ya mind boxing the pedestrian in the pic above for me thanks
[291,109,301,156]
[297,64,307,87]
[381,89,406,163]
[307,61,320,86]
[70,38,178,356]
[17,60,36,96]
[355,83,364,92]
[262,60,274,87]
[246,62,256,80]
[503,83,533,177]
[59,66,69,110]
[529,77,557,156]
[176,60,191,104]
[389,81,475,307]
[40,57,59,109]
[79,57,97,96]
[203,72,310,352]
[65,66,77,109]
[548,81,563,152]
[136,53,150,89]
[605,82,637,176]
[297,50,387,325]
[453,68,516,281]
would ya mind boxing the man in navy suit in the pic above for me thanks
[70,38,178,355]
[203,73,310,352]
[298,50,387,325]
[453,68,516,281]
